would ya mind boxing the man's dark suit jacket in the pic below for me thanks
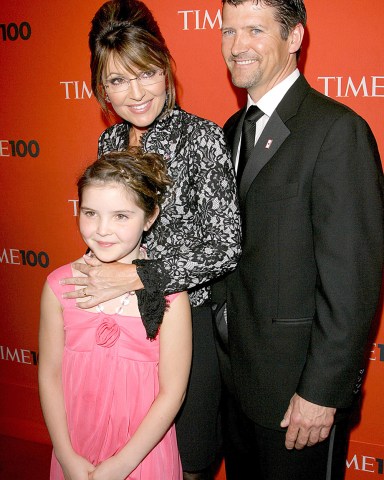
[213,74,384,430]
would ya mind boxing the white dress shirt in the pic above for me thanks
[235,69,300,172]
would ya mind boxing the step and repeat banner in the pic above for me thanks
[1,1,383,478]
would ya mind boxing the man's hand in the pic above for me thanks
[280,393,336,450]
[60,254,144,308]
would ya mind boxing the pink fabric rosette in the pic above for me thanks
[95,317,120,347]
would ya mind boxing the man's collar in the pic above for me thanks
[247,69,300,116]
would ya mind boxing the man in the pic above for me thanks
[213,0,384,479]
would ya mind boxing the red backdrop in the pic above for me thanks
[1,1,383,478]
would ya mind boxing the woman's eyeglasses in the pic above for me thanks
[104,70,164,93]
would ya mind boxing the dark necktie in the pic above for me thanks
[237,105,264,185]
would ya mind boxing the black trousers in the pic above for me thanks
[175,306,222,471]
[222,389,350,480]
[212,309,351,480]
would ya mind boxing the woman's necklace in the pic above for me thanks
[95,291,136,315]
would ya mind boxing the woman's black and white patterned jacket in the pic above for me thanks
[98,105,241,309]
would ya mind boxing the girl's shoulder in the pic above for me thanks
[47,262,72,284]
[46,258,84,301]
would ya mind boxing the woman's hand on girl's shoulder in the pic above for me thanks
[60,255,142,308]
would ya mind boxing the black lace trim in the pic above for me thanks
[133,259,171,340]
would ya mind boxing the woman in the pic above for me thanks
[62,0,241,478]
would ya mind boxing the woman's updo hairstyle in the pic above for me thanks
[89,0,176,115]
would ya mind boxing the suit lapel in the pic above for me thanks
[238,75,311,202]
[239,112,290,201]
[225,108,246,167]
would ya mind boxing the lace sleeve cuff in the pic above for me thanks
[133,259,170,293]
[132,259,172,340]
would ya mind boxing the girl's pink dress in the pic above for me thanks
[47,264,182,480]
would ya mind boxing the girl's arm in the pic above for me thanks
[90,291,192,480]
[38,281,95,480]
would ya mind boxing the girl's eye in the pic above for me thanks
[82,210,95,217]
[116,214,128,220]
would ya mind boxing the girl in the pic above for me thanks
[38,148,192,480]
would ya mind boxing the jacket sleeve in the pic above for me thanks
[296,111,384,408]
